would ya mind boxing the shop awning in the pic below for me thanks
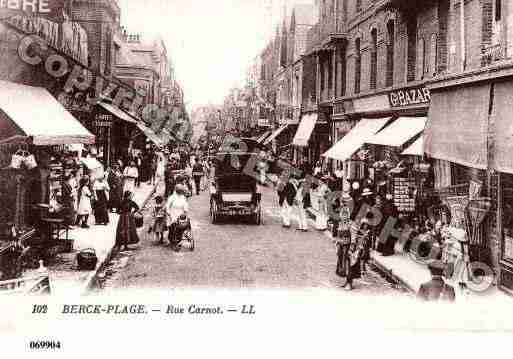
[323,117,390,161]
[98,102,137,124]
[256,131,272,143]
[137,123,164,146]
[293,114,317,147]
[424,84,490,170]
[264,125,288,145]
[401,136,424,156]
[367,117,426,147]
[492,81,513,174]
[0,81,95,146]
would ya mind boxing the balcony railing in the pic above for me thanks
[482,43,507,67]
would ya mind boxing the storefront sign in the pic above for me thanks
[57,92,93,112]
[94,114,112,128]
[389,86,431,108]
[0,0,52,15]
[353,95,389,113]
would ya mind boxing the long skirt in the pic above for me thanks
[115,213,140,247]
[94,190,110,224]
[336,244,361,281]
[109,183,123,211]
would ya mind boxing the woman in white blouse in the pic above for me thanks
[123,161,139,194]
[166,184,189,246]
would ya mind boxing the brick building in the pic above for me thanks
[71,0,120,78]
[307,0,513,294]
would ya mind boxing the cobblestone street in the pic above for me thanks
[99,182,407,295]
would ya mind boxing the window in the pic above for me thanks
[327,55,333,98]
[492,0,502,46]
[417,37,425,79]
[386,21,394,87]
[407,19,417,82]
[354,38,361,94]
[356,0,362,12]
[495,0,502,21]
[370,28,377,90]
[429,34,438,76]
[105,29,112,75]
[340,44,347,96]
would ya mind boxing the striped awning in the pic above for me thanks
[0,81,95,146]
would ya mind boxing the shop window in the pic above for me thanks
[386,21,395,87]
[354,38,361,94]
[370,28,377,90]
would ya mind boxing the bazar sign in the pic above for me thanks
[0,0,53,14]
[389,86,431,108]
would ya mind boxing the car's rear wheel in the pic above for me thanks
[253,204,262,225]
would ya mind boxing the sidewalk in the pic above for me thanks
[306,208,510,301]
[26,182,158,295]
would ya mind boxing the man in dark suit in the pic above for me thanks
[417,260,456,302]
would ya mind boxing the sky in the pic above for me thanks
[118,0,314,112]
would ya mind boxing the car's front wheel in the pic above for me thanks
[253,204,262,225]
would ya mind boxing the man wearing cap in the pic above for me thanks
[417,260,456,302]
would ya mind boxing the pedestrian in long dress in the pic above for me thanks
[201,158,210,190]
[192,158,204,195]
[92,176,110,225]
[61,175,76,227]
[315,177,330,231]
[280,177,297,228]
[123,161,139,194]
[294,180,310,232]
[184,163,193,194]
[150,196,166,243]
[115,191,140,251]
[108,164,123,213]
[156,154,166,184]
[76,177,93,228]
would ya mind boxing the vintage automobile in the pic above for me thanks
[209,139,263,225]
